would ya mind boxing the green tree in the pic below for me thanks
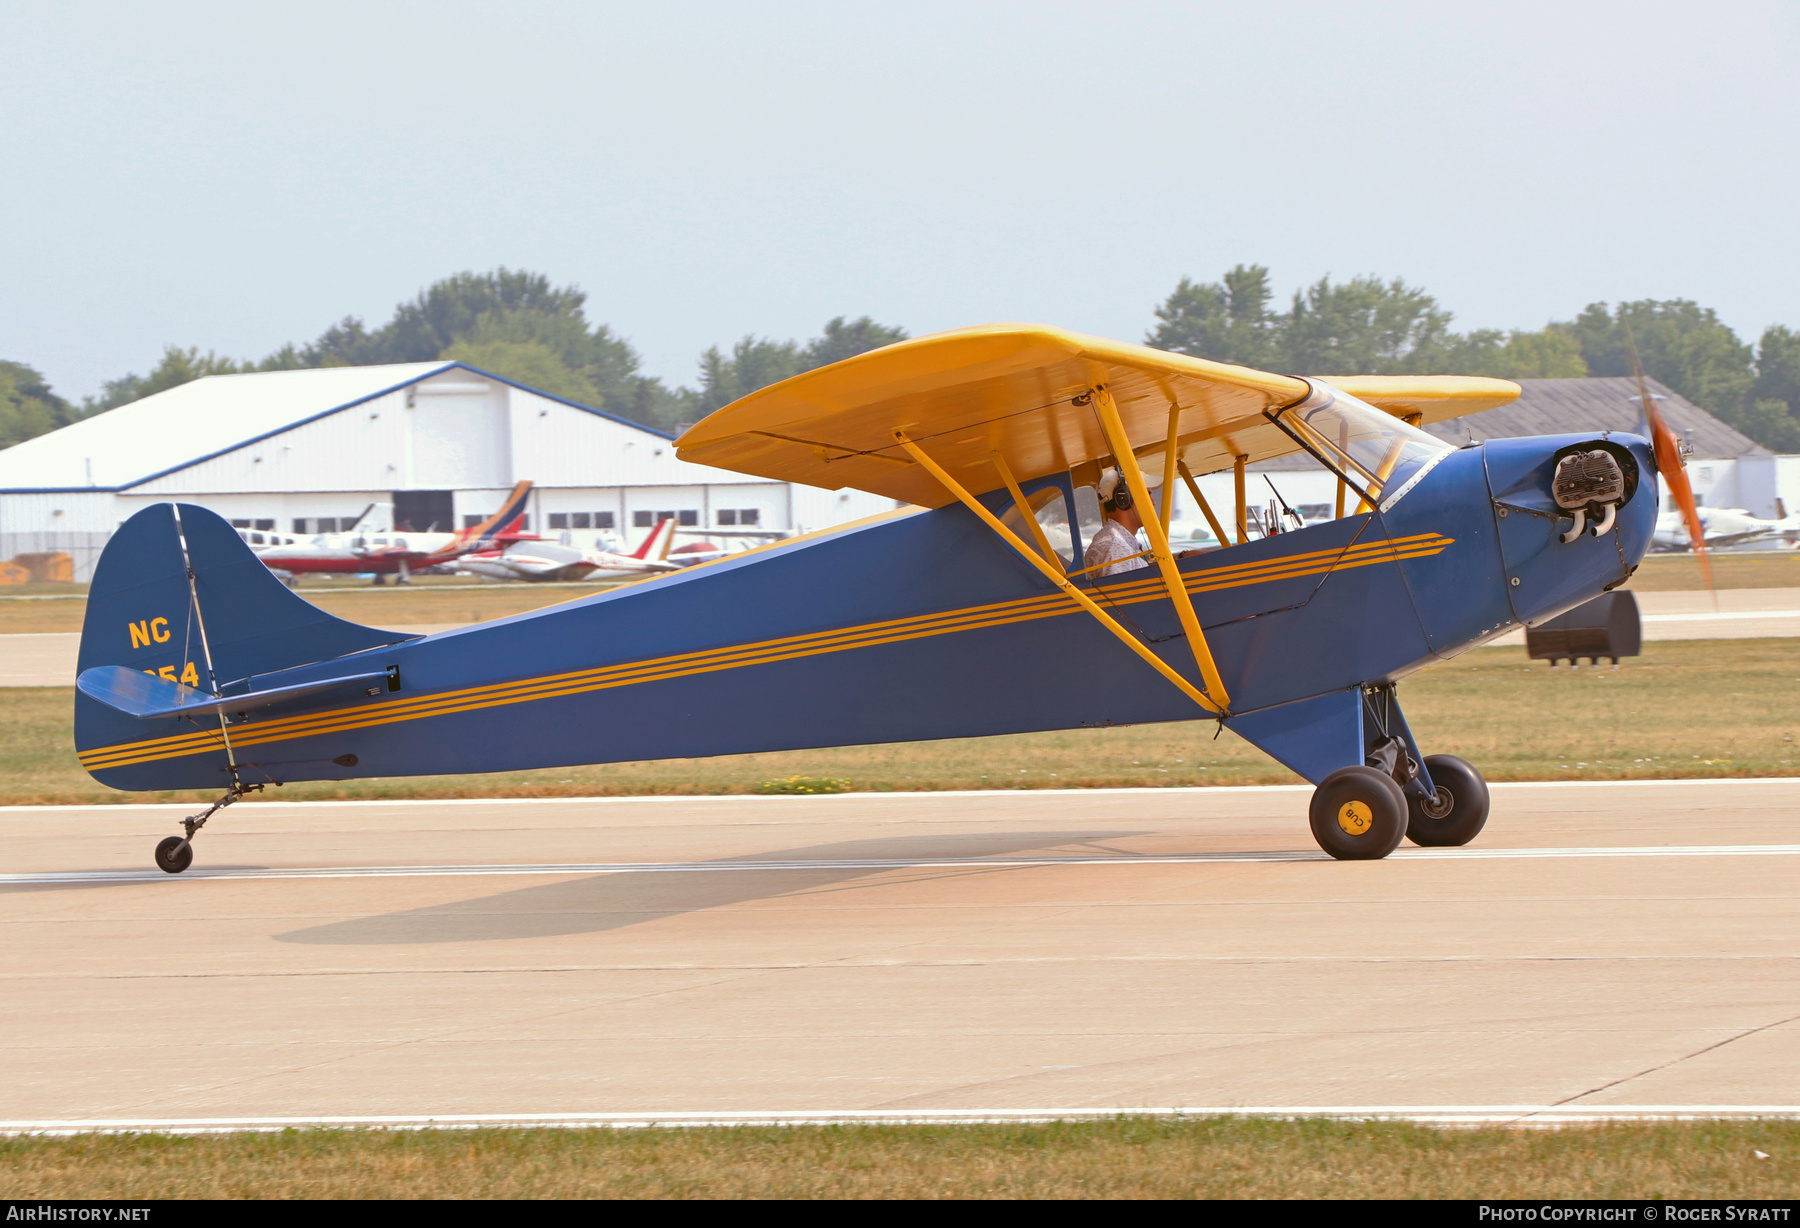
[1553,299,1755,421]
[1745,325,1800,452]
[76,269,694,432]
[802,315,910,368]
[1414,328,1589,378]
[689,316,910,420]
[0,361,79,449]
[1285,274,1453,375]
[439,339,602,407]
[1146,264,1282,369]
[83,346,246,414]
[303,269,589,367]
[693,337,806,416]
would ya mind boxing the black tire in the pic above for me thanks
[1308,766,1408,860]
[154,836,193,874]
[1406,754,1490,847]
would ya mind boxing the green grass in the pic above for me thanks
[7,639,1798,806]
[1627,550,1800,592]
[2,1119,1796,1199]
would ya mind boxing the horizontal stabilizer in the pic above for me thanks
[77,664,391,720]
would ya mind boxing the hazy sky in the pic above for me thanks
[3,1,1796,400]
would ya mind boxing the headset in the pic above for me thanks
[1099,469,1133,513]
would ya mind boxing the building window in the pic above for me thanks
[677,510,698,526]
[231,519,251,528]
[594,511,615,529]
[633,510,653,528]
[718,509,737,525]
[739,508,760,526]
[254,519,275,531]
[293,518,308,533]
[464,514,485,528]
[549,513,569,530]
[571,512,592,529]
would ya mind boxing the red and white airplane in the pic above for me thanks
[256,481,535,583]
[456,515,683,582]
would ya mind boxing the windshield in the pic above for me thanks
[1267,380,1453,510]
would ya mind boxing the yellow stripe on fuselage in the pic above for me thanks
[79,532,1453,770]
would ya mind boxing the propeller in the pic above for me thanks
[1628,332,1713,596]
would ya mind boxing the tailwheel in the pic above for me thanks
[1309,766,1407,860]
[1405,754,1490,847]
[154,836,194,875]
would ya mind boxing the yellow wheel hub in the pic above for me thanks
[1336,799,1373,836]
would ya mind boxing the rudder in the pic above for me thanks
[75,503,414,789]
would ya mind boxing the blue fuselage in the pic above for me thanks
[76,434,1657,792]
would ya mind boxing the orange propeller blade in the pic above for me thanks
[1632,348,1712,595]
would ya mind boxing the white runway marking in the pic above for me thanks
[3,1106,1798,1135]
[7,843,1799,886]
[1643,609,1800,622]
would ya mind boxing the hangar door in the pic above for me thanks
[393,490,454,533]
[410,383,510,488]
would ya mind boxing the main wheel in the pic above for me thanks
[1405,754,1490,847]
[1308,766,1408,860]
[154,836,193,874]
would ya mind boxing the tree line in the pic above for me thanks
[1148,265,1800,450]
[3,265,1796,452]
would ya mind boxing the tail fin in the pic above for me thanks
[630,515,674,560]
[76,503,412,787]
[453,480,533,548]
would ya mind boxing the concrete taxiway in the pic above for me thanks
[2,780,1797,1128]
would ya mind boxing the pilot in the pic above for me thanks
[1084,470,1201,577]
[1085,470,1149,576]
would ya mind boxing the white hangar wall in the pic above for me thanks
[0,364,904,576]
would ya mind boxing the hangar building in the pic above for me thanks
[0,363,895,580]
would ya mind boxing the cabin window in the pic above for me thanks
[249,532,265,544]
[392,537,408,550]
[1071,484,1104,556]
[1268,381,1452,511]
[999,486,1076,565]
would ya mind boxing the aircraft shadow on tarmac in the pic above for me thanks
[275,829,1144,946]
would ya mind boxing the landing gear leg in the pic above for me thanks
[1359,683,1492,849]
[153,783,261,874]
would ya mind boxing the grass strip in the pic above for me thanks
[3,1119,1797,1199]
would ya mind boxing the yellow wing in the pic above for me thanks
[675,324,1518,508]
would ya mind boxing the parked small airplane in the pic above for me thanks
[664,527,793,567]
[1652,505,1799,552]
[71,324,1695,874]
[456,515,680,582]
[256,482,534,583]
